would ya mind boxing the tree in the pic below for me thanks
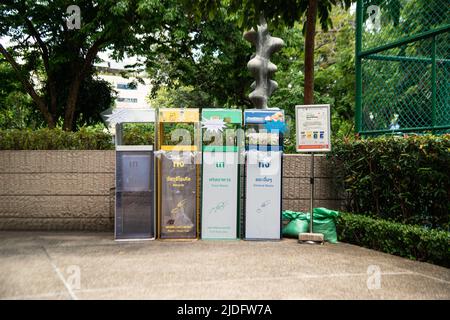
[0,60,38,129]
[149,85,214,110]
[0,0,173,130]
[145,6,253,109]
[184,0,353,105]
[150,5,357,141]
[269,6,356,145]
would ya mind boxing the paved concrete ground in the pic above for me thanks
[0,231,448,300]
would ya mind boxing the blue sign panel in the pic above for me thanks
[244,110,287,133]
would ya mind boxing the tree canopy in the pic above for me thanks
[1,0,358,137]
[145,6,253,109]
[149,6,356,141]
[0,0,178,130]
[183,0,354,104]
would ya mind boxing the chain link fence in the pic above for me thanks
[356,0,450,134]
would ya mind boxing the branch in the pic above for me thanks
[23,17,50,72]
[21,14,58,115]
[0,42,53,125]
[63,36,108,128]
[13,4,51,73]
[146,34,169,47]
[80,37,108,79]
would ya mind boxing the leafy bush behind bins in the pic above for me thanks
[330,134,450,230]
[0,127,114,150]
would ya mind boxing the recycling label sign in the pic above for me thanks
[295,104,331,152]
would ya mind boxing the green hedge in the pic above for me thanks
[0,128,114,150]
[0,124,173,149]
[337,212,450,268]
[331,134,450,230]
[121,123,154,145]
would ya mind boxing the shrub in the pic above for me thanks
[337,212,450,268]
[330,134,450,230]
[121,123,154,145]
[160,123,195,146]
[0,127,114,150]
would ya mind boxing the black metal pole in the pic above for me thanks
[310,152,314,233]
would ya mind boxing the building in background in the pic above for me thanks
[96,65,153,138]
[95,53,153,138]
[96,66,151,109]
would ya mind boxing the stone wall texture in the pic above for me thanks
[0,151,345,231]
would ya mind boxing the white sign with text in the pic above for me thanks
[295,104,331,152]
[201,151,239,239]
[245,150,282,240]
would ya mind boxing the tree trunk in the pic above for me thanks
[63,76,82,131]
[62,40,103,131]
[49,80,58,119]
[304,0,318,104]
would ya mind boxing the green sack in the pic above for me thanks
[282,210,304,221]
[309,208,339,243]
[282,219,309,238]
[309,216,338,243]
[312,207,339,220]
[281,207,340,243]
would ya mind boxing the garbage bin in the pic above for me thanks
[114,109,156,240]
[201,109,242,239]
[243,109,285,240]
[156,108,201,240]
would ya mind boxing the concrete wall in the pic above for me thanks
[281,154,344,213]
[0,151,344,231]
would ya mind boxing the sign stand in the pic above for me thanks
[156,108,201,240]
[295,104,331,244]
[309,152,315,235]
[201,109,242,240]
[243,109,286,240]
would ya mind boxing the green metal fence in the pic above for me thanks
[355,0,450,135]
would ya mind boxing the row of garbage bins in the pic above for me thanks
[113,107,338,242]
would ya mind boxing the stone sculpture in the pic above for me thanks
[244,16,284,109]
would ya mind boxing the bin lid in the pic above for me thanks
[158,108,199,123]
[243,109,284,125]
[202,109,242,124]
[101,108,155,126]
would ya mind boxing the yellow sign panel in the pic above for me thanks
[158,109,199,123]
[160,145,198,151]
